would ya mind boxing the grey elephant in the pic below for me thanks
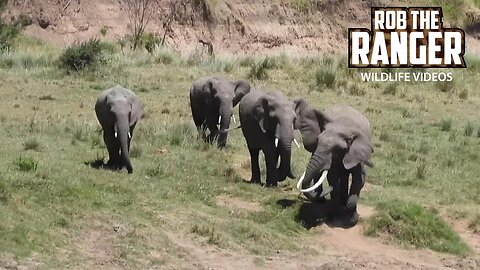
[294,99,372,226]
[189,76,251,148]
[95,85,143,174]
[239,89,297,187]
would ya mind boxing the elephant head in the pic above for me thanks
[253,93,297,181]
[294,100,372,198]
[203,77,251,147]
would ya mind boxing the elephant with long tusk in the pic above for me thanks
[293,99,373,227]
[239,89,300,187]
[190,76,251,148]
[95,85,143,174]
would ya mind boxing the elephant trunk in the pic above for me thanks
[217,105,232,148]
[276,123,295,182]
[298,151,330,197]
[116,115,133,174]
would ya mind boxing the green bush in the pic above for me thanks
[14,156,38,172]
[438,118,452,132]
[142,32,162,54]
[313,66,336,90]
[58,39,109,71]
[365,200,470,255]
[0,22,20,52]
[248,58,276,80]
[464,121,474,137]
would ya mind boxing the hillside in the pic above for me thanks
[2,0,389,54]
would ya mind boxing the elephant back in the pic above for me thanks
[325,104,371,139]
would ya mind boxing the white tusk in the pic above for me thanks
[299,170,328,193]
[275,137,279,147]
[218,116,222,125]
[296,171,306,189]
[114,132,118,138]
[293,138,300,148]
[232,114,236,123]
[128,132,132,139]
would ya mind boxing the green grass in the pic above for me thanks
[1,35,480,267]
[365,200,471,255]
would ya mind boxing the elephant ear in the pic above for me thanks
[293,98,329,132]
[293,98,308,117]
[253,96,270,133]
[232,79,251,106]
[202,79,217,103]
[343,132,372,170]
[129,97,143,126]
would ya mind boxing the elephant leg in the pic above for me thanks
[327,168,341,220]
[103,127,120,169]
[206,120,219,144]
[338,172,349,207]
[263,140,278,187]
[248,146,261,184]
[191,103,207,140]
[344,164,365,226]
[326,170,341,210]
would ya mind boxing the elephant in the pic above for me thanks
[239,89,297,187]
[294,99,373,226]
[95,85,143,174]
[189,76,251,148]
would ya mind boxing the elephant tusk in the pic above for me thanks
[296,171,306,189]
[128,132,132,139]
[275,137,279,147]
[293,138,300,148]
[299,170,328,193]
[218,116,222,125]
[114,132,118,138]
[231,114,236,123]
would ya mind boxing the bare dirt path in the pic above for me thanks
[159,204,479,270]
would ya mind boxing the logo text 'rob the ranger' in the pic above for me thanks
[348,7,466,68]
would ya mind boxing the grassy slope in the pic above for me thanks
[0,36,479,267]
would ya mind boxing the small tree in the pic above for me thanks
[124,0,154,51]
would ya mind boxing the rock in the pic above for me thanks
[38,17,51,29]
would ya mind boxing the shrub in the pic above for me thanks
[365,200,470,255]
[313,66,336,90]
[347,82,366,96]
[0,22,20,52]
[238,56,256,67]
[383,83,398,95]
[248,58,274,80]
[154,49,176,65]
[458,89,468,100]
[142,32,162,54]
[438,118,452,132]
[464,121,474,137]
[379,131,389,142]
[14,156,38,172]
[58,39,109,71]
[24,138,40,151]
[436,80,455,93]
[129,145,142,158]
[415,160,427,179]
